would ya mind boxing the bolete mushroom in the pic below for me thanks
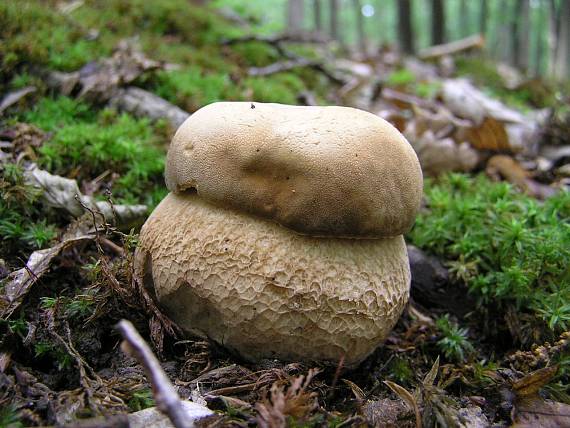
[134,102,423,366]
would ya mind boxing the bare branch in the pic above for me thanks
[419,34,485,60]
[116,320,192,428]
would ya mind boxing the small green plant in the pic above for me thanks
[389,357,414,385]
[21,220,57,249]
[386,68,415,87]
[436,315,474,362]
[34,340,73,370]
[39,297,58,310]
[8,317,28,336]
[65,292,96,319]
[128,389,155,411]
[0,405,23,428]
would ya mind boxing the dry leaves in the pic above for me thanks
[256,369,320,428]
[0,235,95,318]
[511,366,570,427]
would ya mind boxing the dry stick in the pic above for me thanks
[117,320,192,428]
[419,34,485,60]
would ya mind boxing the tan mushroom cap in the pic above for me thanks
[165,102,423,238]
[135,193,410,366]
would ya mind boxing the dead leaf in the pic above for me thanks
[511,366,570,427]
[513,398,570,427]
[256,369,320,428]
[0,87,37,114]
[512,366,559,398]
[362,398,414,427]
[486,155,557,199]
[0,123,48,158]
[463,117,510,151]
[0,235,95,318]
[75,39,163,102]
[342,379,366,401]
[25,165,147,225]
[407,130,479,176]
[422,356,440,388]
[384,381,421,428]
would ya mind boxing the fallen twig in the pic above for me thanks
[117,320,192,428]
[108,87,190,128]
[419,34,485,60]
[248,59,344,85]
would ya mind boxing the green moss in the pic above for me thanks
[230,42,278,67]
[0,0,107,74]
[23,96,95,130]
[0,162,59,259]
[386,68,416,87]
[242,73,305,104]
[154,68,240,111]
[408,173,570,335]
[23,97,166,207]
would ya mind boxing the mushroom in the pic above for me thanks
[134,102,423,366]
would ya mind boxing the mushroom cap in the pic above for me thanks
[134,193,411,366]
[165,102,423,238]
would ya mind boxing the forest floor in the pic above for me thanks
[1,1,569,427]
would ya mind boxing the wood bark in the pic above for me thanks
[459,0,468,38]
[431,0,446,46]
[553,0,570,78]
[512,0,530,72]
[419,34,485,60]
[398,0,415,54]
[533,0,545,76]
[313,0,322,32]
[547,0,559,76]
[479,0,488,35]
[329,0,340,40]
[287,0,305,32]
[353,0,366,53]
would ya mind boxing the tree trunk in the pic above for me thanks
[431,0,446,46]
[534,0,545,76]
[287,0,304,32]
[459,0,468,38]
[552,0,570,78]
[398,0,415,54]
[547,0,560,75]
[313,0,322,33]
[512,0,530,72]
[479,0,487,35]
[329,0,340,40]
[353,0,366,53]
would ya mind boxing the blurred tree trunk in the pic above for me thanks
[431,0,446,45]
[313,0,322,33]
[479,0,488,35]
[551,0,570,78]
[398,0,415,54]
[287,0,305,32]
[329,0,340,40]
[534,0,545,76]
[459,0,468,37]
[512,0,530,72]
[353,0,366,53]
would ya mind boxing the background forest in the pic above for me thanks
[0,0,569,427]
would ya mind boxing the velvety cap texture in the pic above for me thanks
[165,102,423,238]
